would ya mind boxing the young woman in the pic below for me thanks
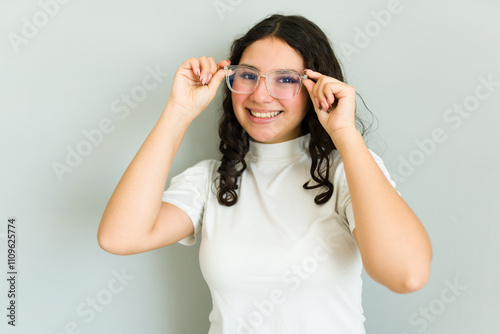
[98,14,432,333]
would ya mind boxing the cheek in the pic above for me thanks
[231,93,247,115]
[283,91,310,115]
[299,90,312,115]
[231,94,248,125]
[299,87,311,105]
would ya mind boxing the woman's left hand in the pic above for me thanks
[303,69,357,138]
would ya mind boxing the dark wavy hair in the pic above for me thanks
[217,14,371,206]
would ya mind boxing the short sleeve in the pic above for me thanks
[162,160,215,246]
[332,150,397,234]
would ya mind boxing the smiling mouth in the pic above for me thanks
[247,108,283,118]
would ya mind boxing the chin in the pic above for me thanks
[247,130,293,144]
[247,132,276,144]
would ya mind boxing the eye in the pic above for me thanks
[238,71,258,81]
[276,75,299,84]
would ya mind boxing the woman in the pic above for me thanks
[98,14,432,333]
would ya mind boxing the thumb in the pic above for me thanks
[303,78,315,95]
[206,59,230,96]
[302,78,320,111]
[206,67,227,96]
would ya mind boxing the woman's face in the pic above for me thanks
[232,37,310,144]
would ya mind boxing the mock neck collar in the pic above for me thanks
[246,133,310,160]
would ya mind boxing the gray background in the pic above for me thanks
[1,0,499,333]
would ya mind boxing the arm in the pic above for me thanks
[303,70,432,293]
[97,57,229,255]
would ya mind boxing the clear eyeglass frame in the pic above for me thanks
[224,65,308,100]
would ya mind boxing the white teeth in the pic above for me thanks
[249,110,281,118]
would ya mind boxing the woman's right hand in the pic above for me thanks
[166,57,230,119]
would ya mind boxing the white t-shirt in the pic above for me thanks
[162,134,396,334]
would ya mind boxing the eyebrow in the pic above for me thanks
[239,63,302,72]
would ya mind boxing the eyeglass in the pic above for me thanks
[224,65,308,100]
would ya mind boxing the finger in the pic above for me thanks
[207,63,230,96]
[217,59,231,79]
[207,57,216,70]
[217,59,230,68]
[302,78,320,109]
[199,57,217,85]
[204,59,229,87]
[304,69,323,81]
[304,81,322,111]
[312,78,331,111]
[323,85,336,109]
[205,57,218,85]
[317,80,346,111]
[302,77,315,94]
[186,57,201,78]
[199,56,211,85]
[305,70,329,111]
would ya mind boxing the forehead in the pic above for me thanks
[239,37,305,71]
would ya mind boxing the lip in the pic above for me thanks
[245,107,283,124]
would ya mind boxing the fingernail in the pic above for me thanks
[322,102,329,111]
[207,74,213,83]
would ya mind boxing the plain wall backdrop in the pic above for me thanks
[1,0,499,333]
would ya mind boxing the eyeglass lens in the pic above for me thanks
[227,67,302,99]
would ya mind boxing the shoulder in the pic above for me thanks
[169,159,221,186]
[329,148,396,188]
[165,159,222,204]
[177,159,220,174]
[187,159,220,173]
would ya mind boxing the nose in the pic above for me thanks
[250,75,274,103]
